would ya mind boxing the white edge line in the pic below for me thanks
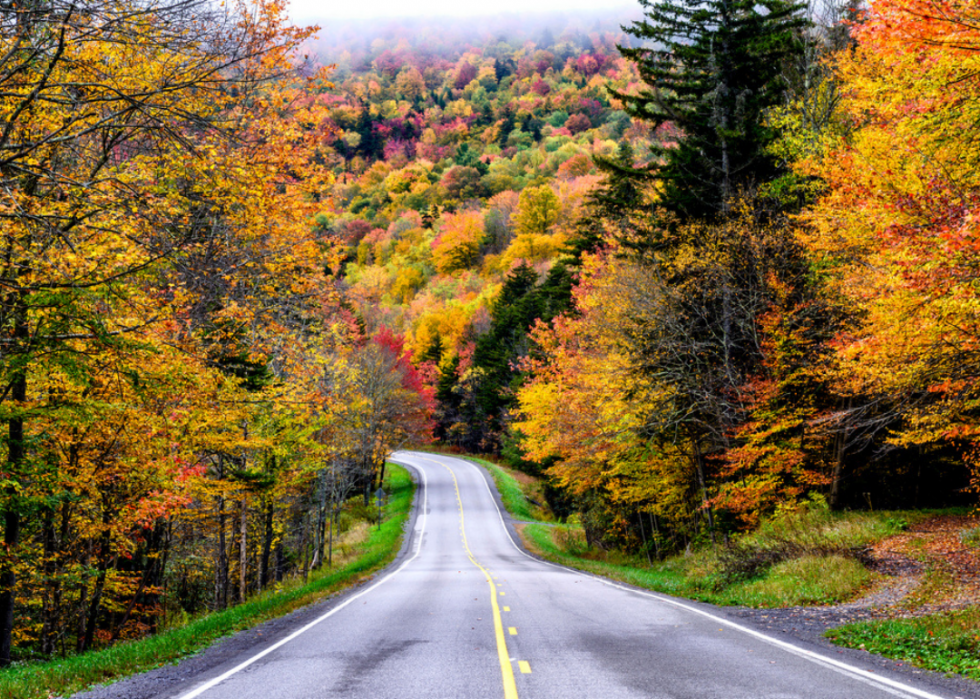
[447,453,951,699]
[177,464,428,699]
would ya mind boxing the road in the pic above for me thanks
[166,451,956,699]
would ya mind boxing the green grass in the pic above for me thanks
[0,464,416,699]
[726,555,876,607]
[464,455,551,522]
[826,609,980,680]
[464,452,900,608]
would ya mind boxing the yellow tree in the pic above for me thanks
[0,0,323,662]
[516,250,696,549]
[432,211,484,275]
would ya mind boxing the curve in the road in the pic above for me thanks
[441,460,519,699]
[164,452,959,699]
[465,454,946,699]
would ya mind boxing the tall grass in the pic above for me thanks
[717,498,911,582]
[0,464,416,699]
[522,501,917,608]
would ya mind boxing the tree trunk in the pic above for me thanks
[259,496,274,591]
[829,399,851,508]
[41,509,58,656]
[0,509,20,667]
[637,510,652,566]
[239,498,247,603]
[302,512,311,584]
[692,437,716,546]
[274,541,284,582]
[650,513,661,560]
[215,457,228,611]
[0,301,27,666]
[82,529,111,652]
[77,547,89,653]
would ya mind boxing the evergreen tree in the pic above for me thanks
[567,141,649,262]
[615,0,807,220]
[455,143,488,175]
[439,262,574,452]
[497,106,516,148]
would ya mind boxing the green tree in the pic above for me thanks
[513,185,561,236]
[567,142,649,263]
[615,0,807,220]
[436,262,572,452]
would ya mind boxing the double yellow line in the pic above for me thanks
[436,459,519,699]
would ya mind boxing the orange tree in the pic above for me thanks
[800,0,980,497]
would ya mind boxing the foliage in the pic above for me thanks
[521,507,914,608]
[0,465,415,699]
[826,609,980,681]
[0,0,435,667]
[320,1,980,572]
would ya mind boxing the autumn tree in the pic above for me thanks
[513,185,561,236]
[432,211,484,274]
[517,250,700,552]
[0,0,322,664]
[437,262,572,452]
[798,0,980,505]
[567,141,649,263]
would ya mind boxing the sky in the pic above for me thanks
[289,0,636,22]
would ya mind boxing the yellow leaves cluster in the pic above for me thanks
[432,210,484,274]
[516,250,679,513]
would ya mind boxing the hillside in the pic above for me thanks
[309,0,980,561]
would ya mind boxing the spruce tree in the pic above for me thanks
[567,141,649,262]
[615,0,807,220]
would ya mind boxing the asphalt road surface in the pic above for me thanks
[163,451,959,699]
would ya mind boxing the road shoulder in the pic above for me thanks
[68,461,424,699]
[464,457,980,699]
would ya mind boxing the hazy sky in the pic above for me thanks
[289,0,636,22]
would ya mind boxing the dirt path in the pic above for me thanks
[732,514,980,637]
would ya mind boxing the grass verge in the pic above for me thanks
[460,452,980,679]
[826,610,980,680]
[477,456,906,608]
[464,455,551,522]
[0,464,416,699]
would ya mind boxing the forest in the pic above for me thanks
[1,0,979,673]
[312,0,979,546]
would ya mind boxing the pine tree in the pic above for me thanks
[441,262,575,452]
[615,0,807,220]
[567,141,649,262]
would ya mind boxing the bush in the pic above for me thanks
[554,522,588,556]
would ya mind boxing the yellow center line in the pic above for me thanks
[426,458,519,699]
[518,661,532,674]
